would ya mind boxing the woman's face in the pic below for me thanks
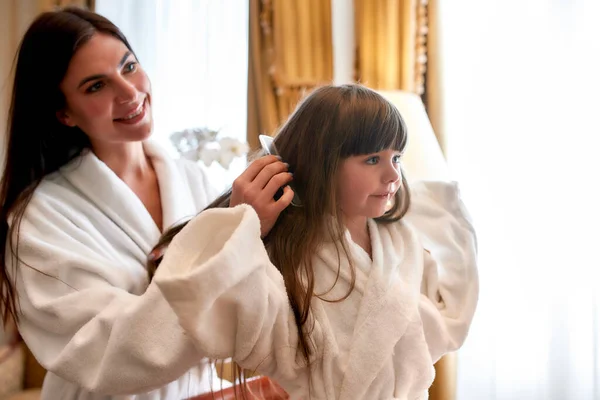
[58,33,152,145]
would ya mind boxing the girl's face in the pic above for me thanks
[336,149,403,222]
[57,33,153,146]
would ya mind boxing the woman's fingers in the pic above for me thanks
[273,185,295,212]
[236,155,283,184]
[231,157,286,205]
[252,159,290,190]
[230,156,295,236]
[261,170,293,202]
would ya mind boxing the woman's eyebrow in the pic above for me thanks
[77,51,132,88]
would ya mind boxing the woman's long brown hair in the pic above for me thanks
[148,84,411,372]
[0,7,136,326]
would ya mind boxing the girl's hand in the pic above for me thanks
[230,155,294,237]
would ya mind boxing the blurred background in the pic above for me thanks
[1,1,599,399]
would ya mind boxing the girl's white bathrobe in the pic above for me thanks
[7,142,223,400]
[154,181,479,400]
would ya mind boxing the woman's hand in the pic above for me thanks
[230,155,294,237]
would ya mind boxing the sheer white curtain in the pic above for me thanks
[438,1,600,399]
[96,0,249,190]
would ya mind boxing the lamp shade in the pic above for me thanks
[377,90,451,182]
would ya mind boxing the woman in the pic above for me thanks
[0,7,293,400]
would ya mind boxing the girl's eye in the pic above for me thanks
[86,81,104,93]
[366,156,379,165]
[392,154,402,163]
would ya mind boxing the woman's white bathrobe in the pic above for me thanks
[7,142,222,400]
[154,181,479,400]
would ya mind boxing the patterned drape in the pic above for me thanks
[247,0,333,149]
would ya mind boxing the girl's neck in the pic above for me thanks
[343,215,372,258]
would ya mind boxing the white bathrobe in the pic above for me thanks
[154,181,478,400]
[8,141,223,400]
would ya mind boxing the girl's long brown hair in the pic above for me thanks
[0,7,136,326]
[148,84,411,370]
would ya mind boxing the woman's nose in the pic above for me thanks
[115,77,138,104]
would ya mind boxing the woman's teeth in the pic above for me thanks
[121,104,143,120]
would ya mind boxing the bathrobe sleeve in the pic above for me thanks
[153,205,302,380]
[9,196,207,395]
[404,181,479,363]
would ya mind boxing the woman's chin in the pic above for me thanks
[115,119,154,142]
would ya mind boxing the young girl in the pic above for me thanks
[149,84,478,399]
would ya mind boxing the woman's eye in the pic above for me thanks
[86,81,104,93]
[124,61,138,73]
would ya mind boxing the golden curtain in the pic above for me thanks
[0,1,18,169]
[39,0,94,11]
[355,0,416,91]
[423,1,456,394]
[247,0,333,150]
[424,0,445,154]
[354,0,443,149]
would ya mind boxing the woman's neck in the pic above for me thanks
[343,215,372,258]
[90,140,153,181]
[91,139,163,231]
